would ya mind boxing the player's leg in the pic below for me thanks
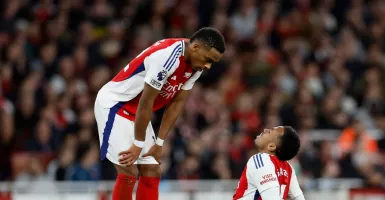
[136,164,161,200]
[135,123,161,200]
[94,100,138,200]
[112,164,138,200]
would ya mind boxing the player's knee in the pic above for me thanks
[138,164,161,177]
[114,164,139,177]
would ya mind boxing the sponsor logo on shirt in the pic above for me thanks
[159,81,183,99]
[150,79,161,88]
[157,70,167,81]
[260,173,277,185]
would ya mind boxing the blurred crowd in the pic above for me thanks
[1,0,385,189]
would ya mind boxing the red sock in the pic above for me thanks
[135,177,161,200]
[112,174,136,200]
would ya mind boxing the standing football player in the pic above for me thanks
[94,27,225,200]
[233,126,305,200]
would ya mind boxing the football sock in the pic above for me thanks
[135,176,161,200]
[112,174,136,200]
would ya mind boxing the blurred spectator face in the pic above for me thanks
[40,43,57,64]
[204,89,224,110]
[152,0,166,16]
[374,114,385,130]
[90,0,113,19]
[81,143,99,168]
[108,22,124,40]
[322,160,340,177]
[266,93,282,114]
[75,93,90,111]
[365,68,382,85]
[215,134,230,154]
[79,108,94,128]
[7,42,23,62]
[59,57,75,80]
[365,85,383,102]
[63,134,78,150]
[333,112,349,127]
[73,46,88,70]
[236,93,254,113]
[89,67,110,93]
[36,120,52,145]
[78,128,92,143]
[150,16,165,41]
[299,116,316,130]
[40,105,55,123]
[44,85,58,105]
[4,0,21,19]
[19,93,35,117]
[370,22,384,40]
[180,156,199,177]
[264,114,281,128]
[352,120,365,134]
[212,155,231,179]
[57,94,70,111]
[100,39,121,58]
[47,14,68,41]
[1,112,14,143]
[211,10,228,32]
[28,157,44,176]
[298,86,313,105]
[187,139,203,157]
[27,21,42,43]
[58,147,75,167]
[185,17,199,37]
[366,172,384,187]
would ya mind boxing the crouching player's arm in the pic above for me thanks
[119,84,159,166]
[143,89,190,163]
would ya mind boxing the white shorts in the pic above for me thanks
[94,99,158,165]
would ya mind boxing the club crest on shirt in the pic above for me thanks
[184,72,192,78]
[157,70,167,81]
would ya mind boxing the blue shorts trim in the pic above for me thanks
[100,102,123,160]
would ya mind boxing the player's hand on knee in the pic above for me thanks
[142,144,162,164]
[118,144,142,166]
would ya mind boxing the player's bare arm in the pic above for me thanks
[119,83,159,166]
[143,89,190,163]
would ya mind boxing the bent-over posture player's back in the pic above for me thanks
[94,27,225,200]
[233,127,305,200]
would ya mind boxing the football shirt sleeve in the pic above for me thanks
[288,166,304,199]
[259,187,282,200]
[144,42,183,90]
[247,154,280,194]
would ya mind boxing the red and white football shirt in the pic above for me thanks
[233,153,303,200]
[96,38,202,121]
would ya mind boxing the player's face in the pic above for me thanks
[255,126,285,152]
[190,43,222,71]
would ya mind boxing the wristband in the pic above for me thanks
[134,140,145,148]
[156,137,164,146]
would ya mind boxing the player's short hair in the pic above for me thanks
[275,126,301,161]
[190,27,226,53]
